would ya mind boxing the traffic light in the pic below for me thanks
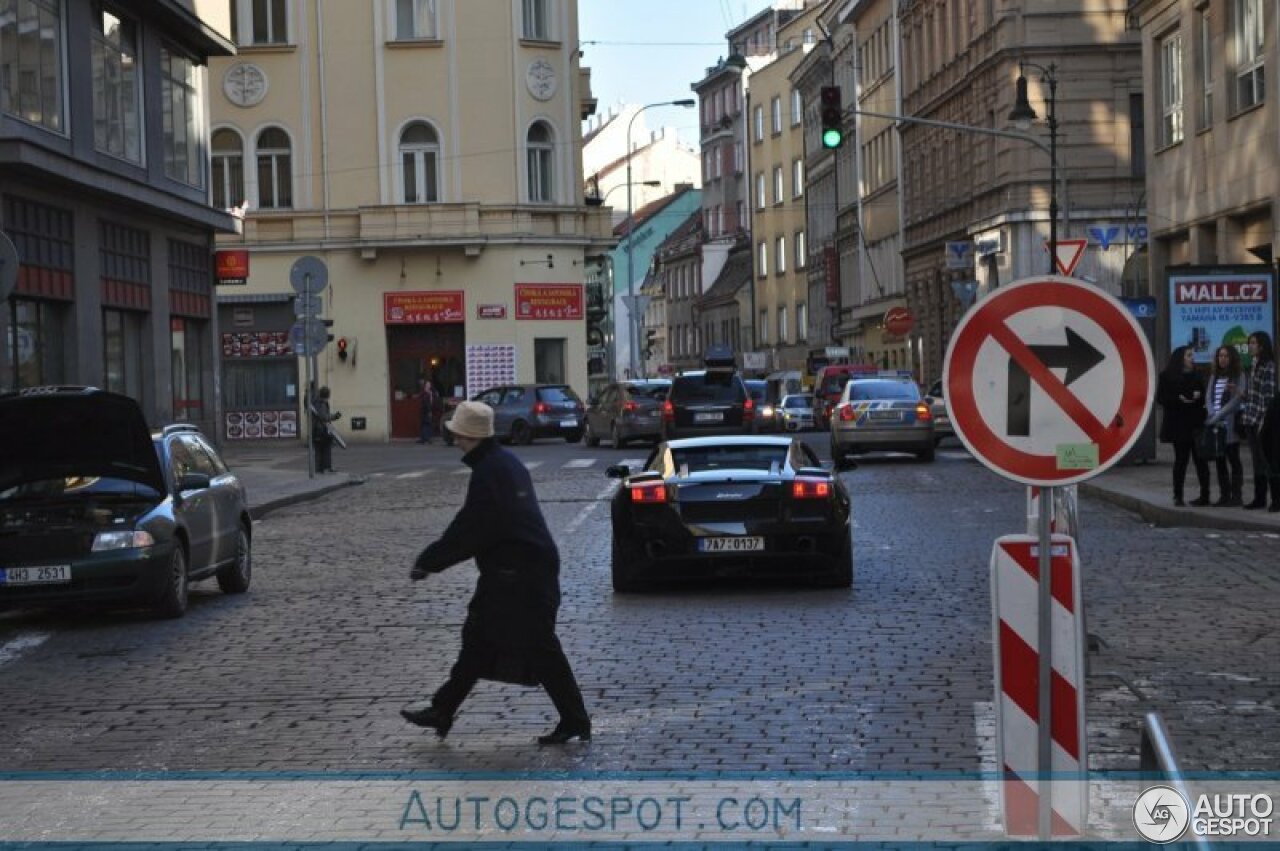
[336,337,349,362]
[644,328,657,359]
[820,86,843,149]
[320,317,335,342]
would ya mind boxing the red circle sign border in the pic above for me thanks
[943,276,1155,487]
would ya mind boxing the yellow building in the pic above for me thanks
[210,0,612,443]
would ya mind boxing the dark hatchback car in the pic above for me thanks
[606,436,852,592]
[584,379,670,448]
[0,387,252,619]
[443,383,585,445]
[661,369,754,439]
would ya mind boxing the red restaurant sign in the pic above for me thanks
[384,291,465,324]
[824,246,839,306]
[514,284,584,320]
[216,250,250,285]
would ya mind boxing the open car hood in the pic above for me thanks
[0,388,166,494]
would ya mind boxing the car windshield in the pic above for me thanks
[0,475,160,502]
[744,381,766,401]
[783,396,813,409]
[671,373,744,403]
[537,386,581,403]
[670,444,789,473]
[820,375,849,395]
[626,383,669,400]
[848,380,920,401]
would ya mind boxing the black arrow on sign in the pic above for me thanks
[1007,327,1105,436]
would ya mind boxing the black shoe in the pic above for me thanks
[1173,497,1185,507]
[1213,495,1231,507]
[537,723,591,745]
[400,706,453,739]
[1189,496,1211,507]
[1269,503,1280,513]
[1243,498,1267,510]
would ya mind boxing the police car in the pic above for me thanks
[828,372,935,465]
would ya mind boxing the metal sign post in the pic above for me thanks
[289,257,330,479]
[1036,486,1053,841]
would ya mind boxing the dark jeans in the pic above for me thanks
[1244,426,1276,502]
[431,633,590,728]
[1214,443,1243,499]
[1171,438,1209,500]
[419,417,435,442]
[314,438,333,472]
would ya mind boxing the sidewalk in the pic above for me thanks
[219,440,1280,532]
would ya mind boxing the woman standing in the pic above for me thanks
[1239,331,1277,510]
[1156,346,1209,506]
[1204,345,1246,506]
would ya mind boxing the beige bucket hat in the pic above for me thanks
[446,400,495,439]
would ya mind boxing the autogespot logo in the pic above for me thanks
[1134,785,1190,843]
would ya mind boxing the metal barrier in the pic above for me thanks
[1139,712,1211,850]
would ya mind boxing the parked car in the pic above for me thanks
[606,435,852,591]
[777,393,817,432]
[661,346,754,439]
[925,379,953,445]
[442,384,585,445]
[584,379,670,448]
[812,363,881,428]
[0,386,253,619]
[829,375,935,465]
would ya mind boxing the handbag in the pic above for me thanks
[1195,425,1225,461]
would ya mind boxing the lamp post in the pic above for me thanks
[1009,62,1059,276]
[597,180,659,382]
[626,99,695,378]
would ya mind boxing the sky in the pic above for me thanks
[577,0,775,144]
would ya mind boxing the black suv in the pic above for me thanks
[661,347,754,439]
[0,387,252,618]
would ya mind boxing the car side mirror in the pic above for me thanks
[605,464,630,479]
[177,472,211,493]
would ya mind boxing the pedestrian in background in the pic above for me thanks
[1204,345,1246,506]
[1240,331,1278,510]
[1157,346,1209,507]
[310,386,341,473]
[401,401,592,745]
[417,376,438,444]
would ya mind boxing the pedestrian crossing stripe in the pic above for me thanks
[523,461,543,470]
[621,459,646,468]
[564,458,596,468]
[396,471,427,479]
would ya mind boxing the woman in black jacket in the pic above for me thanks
[1157,346,1209,506]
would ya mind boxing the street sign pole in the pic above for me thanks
[304,273,315,480]
[1037,486,1053,841]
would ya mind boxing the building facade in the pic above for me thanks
[209,0,613,443]
[1,0,236,435]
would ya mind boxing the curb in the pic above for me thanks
[249,476,365,521]
[1079,481,1280,534]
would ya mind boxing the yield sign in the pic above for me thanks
[1048,239,1088,276]
[943,276,1155,486]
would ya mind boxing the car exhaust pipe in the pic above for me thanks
[645,540,667,558]
[797,536,816,553]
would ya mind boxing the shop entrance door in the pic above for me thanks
[386,324,465,439]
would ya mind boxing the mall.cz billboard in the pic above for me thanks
[1168,265,1276,366]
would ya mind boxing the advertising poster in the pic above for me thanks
[1168,266,1275,366]
[465,343,516,397]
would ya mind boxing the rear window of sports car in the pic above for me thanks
[670,444,789,473]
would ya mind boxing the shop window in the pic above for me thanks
[171,317,205,420]
[7,299,67,388]
[103,308,146,399]
[224,360,296,408]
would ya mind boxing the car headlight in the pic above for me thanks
[92,530,157,551]
[761,405,774,417]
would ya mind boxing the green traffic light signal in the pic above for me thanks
[822,127,843,149]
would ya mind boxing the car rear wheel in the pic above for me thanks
[585,421,601,447]
[152,545,189,619]
[611,536,646,592]
[510,419,534,445]
[217,525,252,594]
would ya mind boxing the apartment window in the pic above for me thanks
[777,306,788,344]
[103,308,146,399]
[758,309,768,345]
[757,241,767,279]
[775,235,786,274]
[753,104,764,141]
[792,158,804,197]
[250,0,289,45]
[1199,9,1213,129]
[91,6,142,163]
[0,0,64,131]
[773,166,784,204]
[211,129,244,209]
[161,47,203,187]
[1159,31,1184,146]
[796,301,807,342]
[790,88,802,126]
[771,95,782,133]
[756,172,766,209]
[400,121,440,203]
[1234,0,1264,110]
[255,127,293,209]
[395,0,437,39]
[734,141,744,173]
[795,229,806,269]
[527,121,555,202]
[523,0,551,40]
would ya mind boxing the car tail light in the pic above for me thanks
[533,401,550,415]
[915,402,932,421]
[628,481,668,504]
[622,401,640,413]
[743,396,755,421]
[662,400,674,422]
[791,479,831,499]
[838,404,856,422]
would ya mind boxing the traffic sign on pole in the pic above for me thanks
[1048,239,1088,277]
[289,256,329,294]
[289,318,329,356]
[943,276,1155,487]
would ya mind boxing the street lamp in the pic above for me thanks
[1009,62,1059,276]
[626,99,695,378]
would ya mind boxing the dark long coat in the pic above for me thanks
[413,438,560,685]
[1156,369,1207,444]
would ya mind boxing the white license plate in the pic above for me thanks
[560,418,578,427]
[693,412,724,423]
[697,536,764,553]
[1,565,71,585]
[869,410,902,420]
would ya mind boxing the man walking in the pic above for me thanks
[401,401,592,744]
